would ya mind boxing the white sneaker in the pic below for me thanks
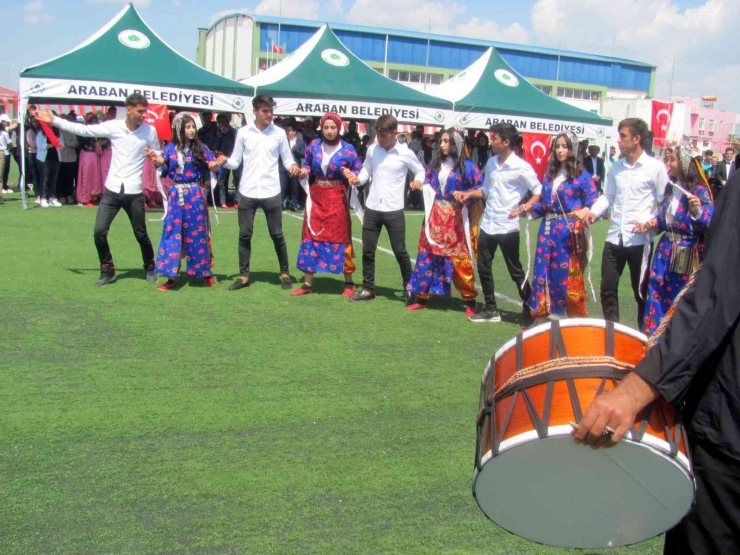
[50,198,62,207]
[40,199,49,208]
[3,188,12,194]
[35,197,41,204]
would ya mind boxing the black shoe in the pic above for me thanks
[349,290,376,302]
[403,289,412,305]
[521,308,536,329]
[469,308,502,323]
[280,275,293,290]
[229,278,250,291]
[95,271,117,288]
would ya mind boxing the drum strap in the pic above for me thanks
[605,320,615,357]
[516,335,524,371]
[549,321,568,359]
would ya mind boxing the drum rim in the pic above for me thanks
[472,428,696,549]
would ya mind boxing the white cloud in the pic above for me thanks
[454,17,530,44]
[530,0,740,109]
[23,0,52,24]
[88,0,151,6]
[210,0,341,25]
[346,0,528,44]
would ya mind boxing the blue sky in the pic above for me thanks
[2,0,737,112]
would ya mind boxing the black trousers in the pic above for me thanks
[58,161,77,198]
[41,158,60,200]
[361,208,412,291]
[237,193,289,277]
[600,241,649,330]
[215,168,230,206]
[93,188,154,270]
[476,229,531,311]
[664,440,740,554]
[279,170,299,208]
[1,151,11,189]
[25,153,39,190]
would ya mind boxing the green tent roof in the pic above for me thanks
[246,25,450,112]
[21,3,253,97]
[434,47,612,133]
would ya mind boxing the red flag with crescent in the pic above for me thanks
[651,100,673,141]
[144,103,171,142]
[521,132,551,182]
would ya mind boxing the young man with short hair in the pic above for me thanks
[350,114,425,302]
[221,95,300,292]
[35,93,163,287]
[458,123,541,325]
[585,118,669,329]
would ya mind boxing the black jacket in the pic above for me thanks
[582,156,605,184]
[634,169,740,461]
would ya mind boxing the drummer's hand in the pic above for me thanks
[572,372,658,448]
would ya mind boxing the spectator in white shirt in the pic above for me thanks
[350,115,425,302]
[458,123,542,324]
[34,93,163,287]
[0,116,13,200]
[222,95,300,292]
[586,118,669,330]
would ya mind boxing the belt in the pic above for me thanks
[544,212,567,221]
[669,233,697,242]
[174,182,200,206]
[434,199,454,208]
[315,179,344,187]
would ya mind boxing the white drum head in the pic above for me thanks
[473,429,694,548]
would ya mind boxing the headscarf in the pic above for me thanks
[320,112,343,146]
[676,136,694,175]
[448,126,465,160]
[171,112,192,173]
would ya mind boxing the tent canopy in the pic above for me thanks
[19,2,253,113]
[246,25,451,125]
[433,48,613,139]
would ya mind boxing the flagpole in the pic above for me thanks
[668,56,676,101]
[423,18,431,91]
[555,41,562,95]
[277,0,282,62]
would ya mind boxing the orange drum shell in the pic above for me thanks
[479,324,688,461]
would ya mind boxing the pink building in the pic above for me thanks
[671,96,739,153]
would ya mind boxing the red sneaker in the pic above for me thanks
[291,286,313,296]
[203,277,214,287]
[465,305,477,317]
[157,279,176,291]
[220,204,229,210]
[406,302,428,311]
[342,284,356,298]
[83,202,97,207]
[233,203,239,210]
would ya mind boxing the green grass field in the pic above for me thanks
[1,165,657,554]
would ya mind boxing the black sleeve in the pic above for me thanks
[633,170,740,402]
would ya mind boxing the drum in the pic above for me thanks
[473,319,694,549]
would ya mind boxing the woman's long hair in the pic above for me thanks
[546,133,581,181]
[432,129,466,175]
[665,154,705,197]
[174,114,208,169]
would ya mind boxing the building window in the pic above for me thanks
[427,74,442,85]
[388,70,443,85]
[535,84,552,95]
[709,119,715,137]
[591,92,600,101]
[555,87,599,101]
[698,117,704,130]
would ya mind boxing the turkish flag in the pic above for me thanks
[521,132,551,182]
[272,44,285,54]
[144,103,172,142]
[1,97,10,116]
[651,100,673,141]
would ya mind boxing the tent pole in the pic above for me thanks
[19,99,27,210]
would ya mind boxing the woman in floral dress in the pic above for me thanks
[640,142,713,336]
[292,112,363,297]
[406,128,483,316]
[151,113,222,290]
[522,132,599,320]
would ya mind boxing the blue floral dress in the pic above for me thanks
[525,170,599,318]
[297,139,363,275]
[407,160,483,300]
[643,183,713,336]
[155,143,216,279]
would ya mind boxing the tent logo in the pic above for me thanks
[494,69,519,87]
[31,81,45,94]
[321,49,349,67]
[118,30,151,49]
[460,114,470,125]
[596,127,606,138]
[232,98,245,110]
[434,111,445,123]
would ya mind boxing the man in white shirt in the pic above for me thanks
[458,123,542,324]
[222,95,301,291]
[35,93,162,287]
[350,115,425,302]
[586,118,669,330]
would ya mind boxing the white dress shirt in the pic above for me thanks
[358,141,425,212]
[480,153,542,235]
[591,151,668,246]
[224,122,295,199]
[53,116,160,194]
[0,130,9,155]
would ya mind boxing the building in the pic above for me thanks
[602,96,740,153]
[196,14,656,116]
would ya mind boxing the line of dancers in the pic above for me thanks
[33,94,713,338]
